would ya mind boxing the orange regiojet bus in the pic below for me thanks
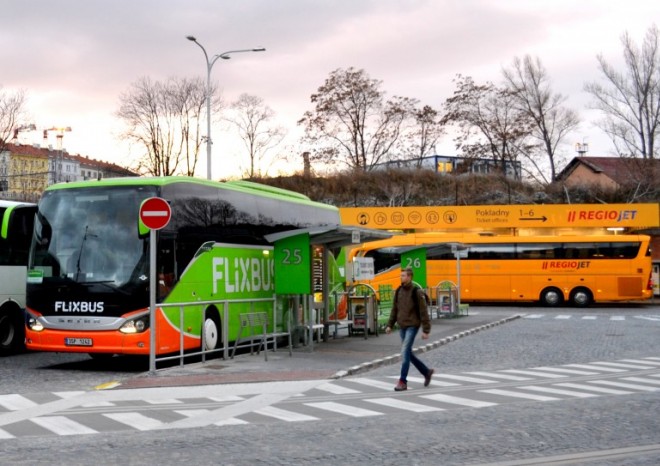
[348,233,654,307]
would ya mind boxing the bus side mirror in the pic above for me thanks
[138,217,149,238]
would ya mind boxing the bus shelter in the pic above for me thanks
[265,226,395,343]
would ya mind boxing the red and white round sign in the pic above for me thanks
[139,197,171,230]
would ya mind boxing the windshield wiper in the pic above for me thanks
[75,225,97,281]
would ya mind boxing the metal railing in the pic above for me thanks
[151,296,280,371]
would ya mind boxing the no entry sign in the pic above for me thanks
[139,197,171,230]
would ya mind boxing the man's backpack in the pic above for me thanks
[394,284,430,309]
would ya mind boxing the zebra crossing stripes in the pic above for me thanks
[555,315,572,319]
[562,363,626,373]
[365,397,443,413]
[622,377,660,386]
[465,371,531,381]
[421,393,497,408]
[499,369,566,378]
[31,416,97,436]
[620,359,660,367]
[585,361,656,370]
[305,402,382,417]
[315,382,361,395]
[586,380,660,392]
[516,386,598,398]
[348,378,398,391]
[254,406,319,422]
[581,316,597,320]
[0,428,13,439]
[554,383,633,395]
[432,374,499,384]
[480,389,559,402]
[529,367,598,376]
[103,412,164,431]
[0,394,38,411]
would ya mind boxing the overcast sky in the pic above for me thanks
[2,0,658,179]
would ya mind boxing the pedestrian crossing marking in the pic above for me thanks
[587,361,656,370]
[0,394,39,411]
[144,399,184,405]
[466,372,531,381]
[610,316,625,321]
[620,359,660,366]
[254,406,319,422]
[518,385,598,398]
[387,375,459,387]
[208,395,245,403]
[421,393,497,408]
[500,369,566,378]
[554,383,632,395]
[621,377,660,386]
[555,315,572,319]
[305,402,382,417]
[365,397,443,413]
[214,418,249,426]
[531,367,598,376]
[31,416,98,436]
[581,316,597,320]
[480,389,559,402]
[524,314,544,319]
[349,377,398,391]
[103,412,164,430]
[586,380,660,392]
[0,428,13,439]
[315,383,361,395]
[54,391,116,408]
[433,374,498,384]
[563,364,626,373]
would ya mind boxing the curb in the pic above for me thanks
[332,314,522,379]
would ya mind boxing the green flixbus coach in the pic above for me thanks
[25,177,340,357]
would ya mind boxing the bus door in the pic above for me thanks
[157,233,177,301]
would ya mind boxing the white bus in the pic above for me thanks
[0,200,37,355]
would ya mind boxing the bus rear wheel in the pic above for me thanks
[202,310,221,351]
[540,287,563,307]
[570,288,593,308]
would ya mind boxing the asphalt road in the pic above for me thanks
[1,303,659,465]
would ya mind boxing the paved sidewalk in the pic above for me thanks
[117,310,521,389]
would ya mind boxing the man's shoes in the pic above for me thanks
[394,380,407,391]
[424,369,435,387]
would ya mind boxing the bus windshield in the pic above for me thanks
[30,186,156,287]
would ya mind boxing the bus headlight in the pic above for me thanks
[27,317,44,332]
[119,316,150,334]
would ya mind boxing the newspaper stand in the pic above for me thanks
[435,280,459,318]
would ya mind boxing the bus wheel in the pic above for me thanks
[570,288,592,308]
[203,310,221,351]
[0,307,24,355]
[540,288,563,307]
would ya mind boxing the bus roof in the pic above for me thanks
[44,176,337,211]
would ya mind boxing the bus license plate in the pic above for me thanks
[65,337,93,347]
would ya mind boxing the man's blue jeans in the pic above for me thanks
[399,326,430,383]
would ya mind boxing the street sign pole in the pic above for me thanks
[139,197,171,374]
[149,228,157,373]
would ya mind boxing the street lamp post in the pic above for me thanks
[186,35,265,180]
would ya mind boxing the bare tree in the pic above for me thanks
[227,93,286,179]
[442,75,532,179]
[585,24,660,159]
[400,104,445,165]
[503,56,580,183]
[0,87,28,152]
[299,67,413,171]
[116,76,215,176]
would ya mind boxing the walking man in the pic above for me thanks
[385,267,434,391]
